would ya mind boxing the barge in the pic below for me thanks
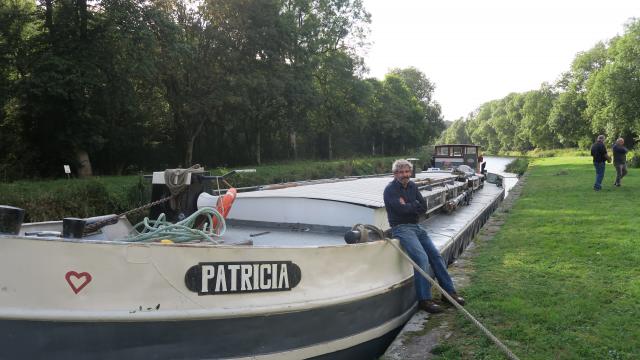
[0,163,503,359]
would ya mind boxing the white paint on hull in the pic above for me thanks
[0,237,412,321]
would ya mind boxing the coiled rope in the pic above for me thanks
[164,164,205,210]
[124,207,226,243]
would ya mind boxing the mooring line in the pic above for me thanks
[386,239,520,360]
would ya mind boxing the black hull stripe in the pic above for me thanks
[309,325,404,360]
[0,280,415,360]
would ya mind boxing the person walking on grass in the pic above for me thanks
[590,135,610,191]
[612,137,629,187]
[383,159,465,314]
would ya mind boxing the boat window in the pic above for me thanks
[466,147,477,154]
[437,147,449,156]
[452,147,463,156]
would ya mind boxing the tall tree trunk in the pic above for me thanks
[76,149,93,177]
[328,132,333,160]
[184,136,195,167]
[45,0,53,37]
[290,131,297,160]
[243,131,252,162]
[114,163,125,176]
[77,0,87,39]
[184,119,206,167]
[371,142,375,156]
[256,130,261,165]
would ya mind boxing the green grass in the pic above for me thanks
[500,148,640,169]
[436,156,640,360]
[500,148,591,158]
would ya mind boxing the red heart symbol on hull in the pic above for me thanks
[65,271,93,294]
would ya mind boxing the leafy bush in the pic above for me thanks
[629,150,640,168]
[2,179,110,222]
[505,158,530,175]
[412,145,435,170]
[577,136,593,150]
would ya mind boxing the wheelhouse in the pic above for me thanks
[433,144,482,171]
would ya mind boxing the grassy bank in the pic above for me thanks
[0,177,151,223]
[500,148,640,168]
[0,156,400,222]
[435,156,640,359]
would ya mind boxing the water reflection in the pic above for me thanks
[484,156,518,195]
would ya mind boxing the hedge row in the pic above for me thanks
[0,156,407,222]
[504,158,530,175]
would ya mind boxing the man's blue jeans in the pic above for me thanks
[593,161,605,190]
[392,224,456,301]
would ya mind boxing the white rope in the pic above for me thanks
[124,207,226,243]
[386,238,520,360]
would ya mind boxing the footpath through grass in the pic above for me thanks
[435,156,640,359]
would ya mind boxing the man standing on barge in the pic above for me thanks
[383,159,465,314]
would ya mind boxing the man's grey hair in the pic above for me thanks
[617,137,624,144]
[597,135,605,142]
[392,159,413,173]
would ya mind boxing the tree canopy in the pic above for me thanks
[0,0,442,179]
[440,18,640,153]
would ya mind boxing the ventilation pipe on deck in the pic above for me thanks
[0,205,25,235]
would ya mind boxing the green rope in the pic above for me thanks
[124,207,226,243]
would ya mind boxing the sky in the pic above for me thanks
[362,0,640,121]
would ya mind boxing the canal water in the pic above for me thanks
[484,156,518,195]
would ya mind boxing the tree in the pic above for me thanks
[389,67,444,143]
[310,51,361,159]
[586,19,640,143]
[149,0,230,167]
[16,0,112,177]
[89,0,170,174]
[520,85,558,149]
[439,118,471,144]
[549,42,607,147]
[375,74,424,154]
[468,101,500,153]
[549,89,590,147]
[0,0,37,176]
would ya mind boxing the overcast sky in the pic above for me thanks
[362,0,639,121]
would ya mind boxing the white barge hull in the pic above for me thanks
[0,236,414,359]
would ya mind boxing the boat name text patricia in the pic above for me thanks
[185,261,302,295]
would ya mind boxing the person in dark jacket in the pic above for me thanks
[590,135,610,191]
[383,159,465,314]
[478,153,486,174]
[612,137,629,187]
